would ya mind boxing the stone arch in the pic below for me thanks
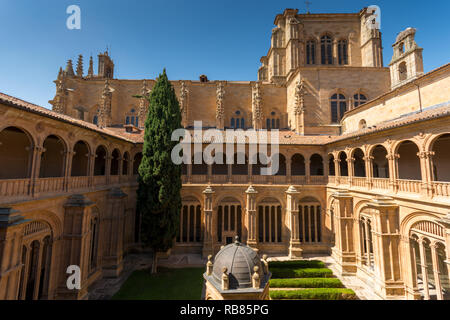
[352,148,366,177]
[369,144,389,178]
[71,140,90,177]
[428,133,450,181]
[0,126,35,179]
[122,151,130,175]
[94,145,108,176]
[133,152,143,175]
[395,140,421,180]
[291,153,306,176]
[338,151,348,176]
[256,196,283,244]
[310,154,324,176]
[40,135,67,178]
[178,195,203,243]
[110,148,121,176]
[216,196,244,244]
[328,153,335,176]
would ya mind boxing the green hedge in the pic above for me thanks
[269,278,343,288]
[270,268,333,279]
[270,288,357,300]
[268,260,325,269]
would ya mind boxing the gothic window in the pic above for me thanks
[338,40,348,65]
[321,35,333,65]
[399,62,407,81]
[330,94,347,123]
[230,110,245,129]
[353,93,368,108]
[125,108,139,126]
[306,40,316,65]
[266,111,280,130]
[93,115,98,125]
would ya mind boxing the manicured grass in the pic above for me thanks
[270,267,334,279]
[269,288,357,300]
[270,278,344,288]
[112,267,204,300]
[268,260,325,269]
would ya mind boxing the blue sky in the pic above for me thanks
[1,0,449,108]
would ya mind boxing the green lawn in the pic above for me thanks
[112,267,205,300]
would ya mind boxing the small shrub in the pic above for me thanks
[269,278,343,288]
[270,288,357,300]
[270,267,333,279]
[268,260,325,269]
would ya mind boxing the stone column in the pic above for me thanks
[30,146,45,196]
[387,153,399,193]
[417,237,430,300]
[334,158,341,185]
[105,155,112,184]
[246,186,258,252]
[286,186,301,258]
[102,188,128,277]
[367,196,404,298]
[88,153,95,187]
[58,194,94,299]
[430,241,444,300]
[438,214,450,282]
[202,186,215,258]
[364,155,374,189]
[347,157,355,186]
[64,150,74,191]
[286,156,292,184]
[0,208,28,300]
[417,151,434,197]
[330,189,356,274]
[305,158,311,184]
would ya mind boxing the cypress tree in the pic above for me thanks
[137,69,182,273]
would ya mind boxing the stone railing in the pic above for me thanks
[35,177,65,194]
[0,175,138,203]
[431,181,450,197]
[372,178,389,190]
[310,176,328,185]
[0,178,30,198]
[352,177,366,188]
[397,179,421,194]
[191,175,207,184]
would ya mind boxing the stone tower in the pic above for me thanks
[98,50,115,79]
[203,237,271,300]
[389,27,424,89]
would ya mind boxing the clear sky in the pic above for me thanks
[1,0,449,108]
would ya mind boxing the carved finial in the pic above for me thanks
[206,255,213,276]
[216,82,225,128]
[221,267,229,290]
[234,235,240,245]
[65,59,75,77]
[87,56,94,78]
[252,266,261,289]
[76,54,84,77]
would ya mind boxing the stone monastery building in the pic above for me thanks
[0,7,449,300]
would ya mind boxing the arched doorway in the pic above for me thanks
[353,148,366,177]
[371,145,389,178]
[310,154,324,176]
[291,154,305,176]
[110,149,120,176]
[133,152,143,175]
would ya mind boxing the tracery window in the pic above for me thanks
[321,35,333,65]
[337,39,348,65]
[330,94,347,123]
[125,108,139,127]
[266,111,280,130]
[306,40,316,65]
[353,93,368,108]
[230,110,245,129]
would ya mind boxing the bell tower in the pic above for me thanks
[98,50,115,79]
[389,27,424,89]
